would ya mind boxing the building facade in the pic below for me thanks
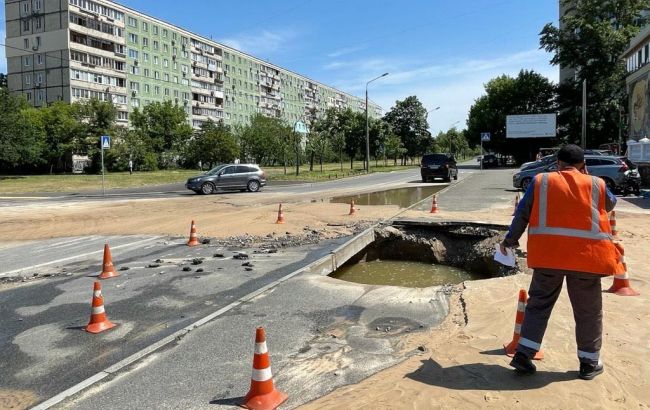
[3,0,382,128]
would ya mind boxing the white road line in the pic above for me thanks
[0,237,161,277]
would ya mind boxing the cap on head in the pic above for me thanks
[557,144,584,165]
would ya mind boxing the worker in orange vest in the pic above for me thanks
[500,144,623,380]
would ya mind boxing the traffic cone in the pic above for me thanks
[348,200,356,216]
[187,220,199,247]
[275,204,285,224]
[607,250,640,296]
[84,281,116,334]
[98,244,119,279]
[609,211,618,239]
[512,194,520,216]
[430,195,439,213]
[504,289,544,360]
[241,327,288,410]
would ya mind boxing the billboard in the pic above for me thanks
[506,114,557,139]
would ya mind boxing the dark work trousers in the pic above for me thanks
[516,269,603,365]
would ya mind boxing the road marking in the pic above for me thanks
[0,237,161,277]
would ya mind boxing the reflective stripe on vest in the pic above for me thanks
[529,173,612,241]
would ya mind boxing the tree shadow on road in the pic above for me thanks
[405,358,576,391]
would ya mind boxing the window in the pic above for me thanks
[174,76,179,83]
[23,2,29,14]
[128,33,138,43]
[128,49,138,59]
[24,38,29,49]
[143,68,150,77]
[164,73,169,81]
[154,86,160,95]
[153,56,159,65]
[35,36,41,47]
[164,88,170,96]
[144,84,150,93]
[36,54,43,65]
[130,81,139,91]
[142,21,148,31]
[37,90,44,102]
[128,17,137,27]
[143,52,149,62]
[163,59,168,68]
[131,98,140,108]
[142,37,148,47]
[162,29,168,38]
[153,40,159,50]
[152,25,158,35]
[24,56,31,66]
[117,111,129,121]
[34,0,42,11]
[35,18,42,30]
[154,71,160,79]
[130,65,139,75]
[25,74,31,85]
[36,73,43,84]
[23,20,30,31]
[646,44,649,63]
[26,92,32,101]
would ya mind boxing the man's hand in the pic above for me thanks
[499,241,508,255]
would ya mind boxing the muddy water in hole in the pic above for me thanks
[330,186,444,209]
[330,259,480,288]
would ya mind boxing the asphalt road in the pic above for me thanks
[0,235,351,407]
[0,167,428,206]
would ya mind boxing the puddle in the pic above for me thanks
[330,259,478,288]
[330,186,443,208]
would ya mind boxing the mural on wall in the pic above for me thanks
[630,73,650,140]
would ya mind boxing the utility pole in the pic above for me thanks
[581,79,587,149]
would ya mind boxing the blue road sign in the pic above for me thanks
[481,132,491,142]
[101,135,111,150]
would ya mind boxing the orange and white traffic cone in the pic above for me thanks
[512,194,520,216]
[187,220,199,247]
[275,204,286,224]
[348,200,356,216]
[85,281,116,334]
[609,211,618,239]
[241,327,288,410]
[98,244,119,279]
[430,195,439,213]
[504,289,544,360]
[607,250,640,296]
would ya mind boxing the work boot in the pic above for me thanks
[579,362,604,380]
[510,352,536,374]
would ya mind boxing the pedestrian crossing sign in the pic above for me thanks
[101,135,111,150]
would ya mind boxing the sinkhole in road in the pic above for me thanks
[329,220,521,288]
[330,185,444,209]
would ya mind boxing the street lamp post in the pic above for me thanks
[366,72,389,172]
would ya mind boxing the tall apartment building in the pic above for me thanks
[3,0,382,129]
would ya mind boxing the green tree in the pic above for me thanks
[434,127,470,157]
[186,120,239,168]
[384,131,406,166]
[340,108,366,169]
[383,96,429,164]
[40,102,85,172]
[313,107,346,170]
[466,70,557,163]
[540,0,648,145]
[0,89,45,170]
[130,100,192,168]
[238,113,291,167]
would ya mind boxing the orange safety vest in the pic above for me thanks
[527,170,624,275]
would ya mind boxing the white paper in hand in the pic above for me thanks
[494,244,516,267]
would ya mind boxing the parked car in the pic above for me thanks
[421,153,458,182]
[479,154,499,168]
[185,164,267,194]
[513,155,629,192]
[520,154,557,171]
